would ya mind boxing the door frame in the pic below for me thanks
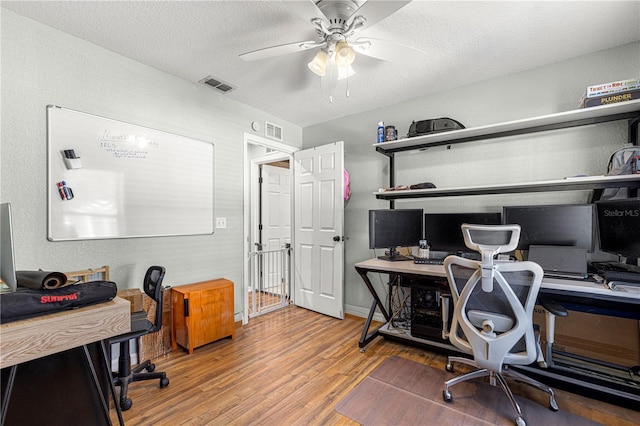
[243,133,298,325]
[250,156,291,254]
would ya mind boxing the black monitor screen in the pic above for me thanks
[424,212,502,252]
[596,198,640,259]
[369,209,423,261]
[502,204,595,252]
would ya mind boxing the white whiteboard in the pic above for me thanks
[47,105,214,241]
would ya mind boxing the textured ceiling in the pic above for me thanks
[2,1,640,127]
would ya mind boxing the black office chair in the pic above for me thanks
[108,266,170,410]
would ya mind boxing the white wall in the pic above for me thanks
[303,42,640,314]
[0,10,302,320]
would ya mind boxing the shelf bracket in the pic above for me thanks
[389,153,395,209]
[629,117,639,146]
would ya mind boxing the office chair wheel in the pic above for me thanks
[120,397,133,411]
[146,363,156,372]
[160,377,170,388]
[515,416,526,426]
[442,389,453,403]
[445,362,454,373]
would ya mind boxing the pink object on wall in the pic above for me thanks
[344,169,351,201]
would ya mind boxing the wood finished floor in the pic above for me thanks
[111,305,639,425]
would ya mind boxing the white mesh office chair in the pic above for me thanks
[442,224,558,426]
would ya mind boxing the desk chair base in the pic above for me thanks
[443,357,558,426]
[113,340,169,411]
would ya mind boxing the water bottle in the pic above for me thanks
[377,121,385,143]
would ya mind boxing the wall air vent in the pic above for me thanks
[199,76,236,94]
[265,121,283,141]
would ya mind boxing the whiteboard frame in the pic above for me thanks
[47,105,215,241]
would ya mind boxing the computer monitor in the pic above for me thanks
[596,198,640,259]
[502,203,595,252]
[1,202,18,292]
[369,209,423,261]
[424,212,502,253]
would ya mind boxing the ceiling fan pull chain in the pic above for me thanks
[346,73,350,98]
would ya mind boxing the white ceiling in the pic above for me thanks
[2,1,640,128]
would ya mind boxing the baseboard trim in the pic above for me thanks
[344,303,385,323]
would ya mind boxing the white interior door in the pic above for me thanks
[261,164,291,251]
[293,142,344,319]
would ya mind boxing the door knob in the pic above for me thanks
[333,235,341,242]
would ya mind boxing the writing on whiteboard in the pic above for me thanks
[98,130,159,159]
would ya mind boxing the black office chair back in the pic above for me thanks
[144,266,166,334]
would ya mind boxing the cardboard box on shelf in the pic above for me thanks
[534,306,640,367]
[117,288,143,312]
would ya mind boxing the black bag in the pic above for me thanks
[0,281,117,323]
[408,117,465,137]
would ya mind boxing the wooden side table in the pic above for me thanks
[171,278,235,354]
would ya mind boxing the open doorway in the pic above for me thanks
[243,133,298,324]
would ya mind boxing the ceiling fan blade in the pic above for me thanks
[353,37,426,65]
[346,0,412,29]
[239,40,325,61]
[281,0,328,25]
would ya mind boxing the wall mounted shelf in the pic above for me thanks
[374,99,640,156]
[373,99,640,203]
[375,174,640,200]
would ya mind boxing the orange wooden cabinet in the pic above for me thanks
[171,278,235,354]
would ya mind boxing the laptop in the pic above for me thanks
[528,245,588,279]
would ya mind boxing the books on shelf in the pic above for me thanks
[586,77,639,98]
[579,89,640,108]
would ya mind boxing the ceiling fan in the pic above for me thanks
[239,0,425,91]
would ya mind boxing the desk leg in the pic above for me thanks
[0,365,17,426]
[82,344,114,426]
[359,299,383,349]
[100,340,125,426]
[356,267,391,349]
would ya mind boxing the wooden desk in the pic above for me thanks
[1,297,130,425]
[356,258,640,346]
[355,258,640,407]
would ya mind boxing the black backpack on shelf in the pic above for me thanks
[407,117,465,137]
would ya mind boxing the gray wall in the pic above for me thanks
[2,8,639,320]
[303,42,640,316]
[0,10,302,320]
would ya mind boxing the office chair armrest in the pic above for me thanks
[539,296,568,317]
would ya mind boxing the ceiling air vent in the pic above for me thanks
[265,121,283,141]
[199,76,236,94]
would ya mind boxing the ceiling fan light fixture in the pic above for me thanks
[337,65,356,80]
[335,41,356,67]
[308,50,329,76]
